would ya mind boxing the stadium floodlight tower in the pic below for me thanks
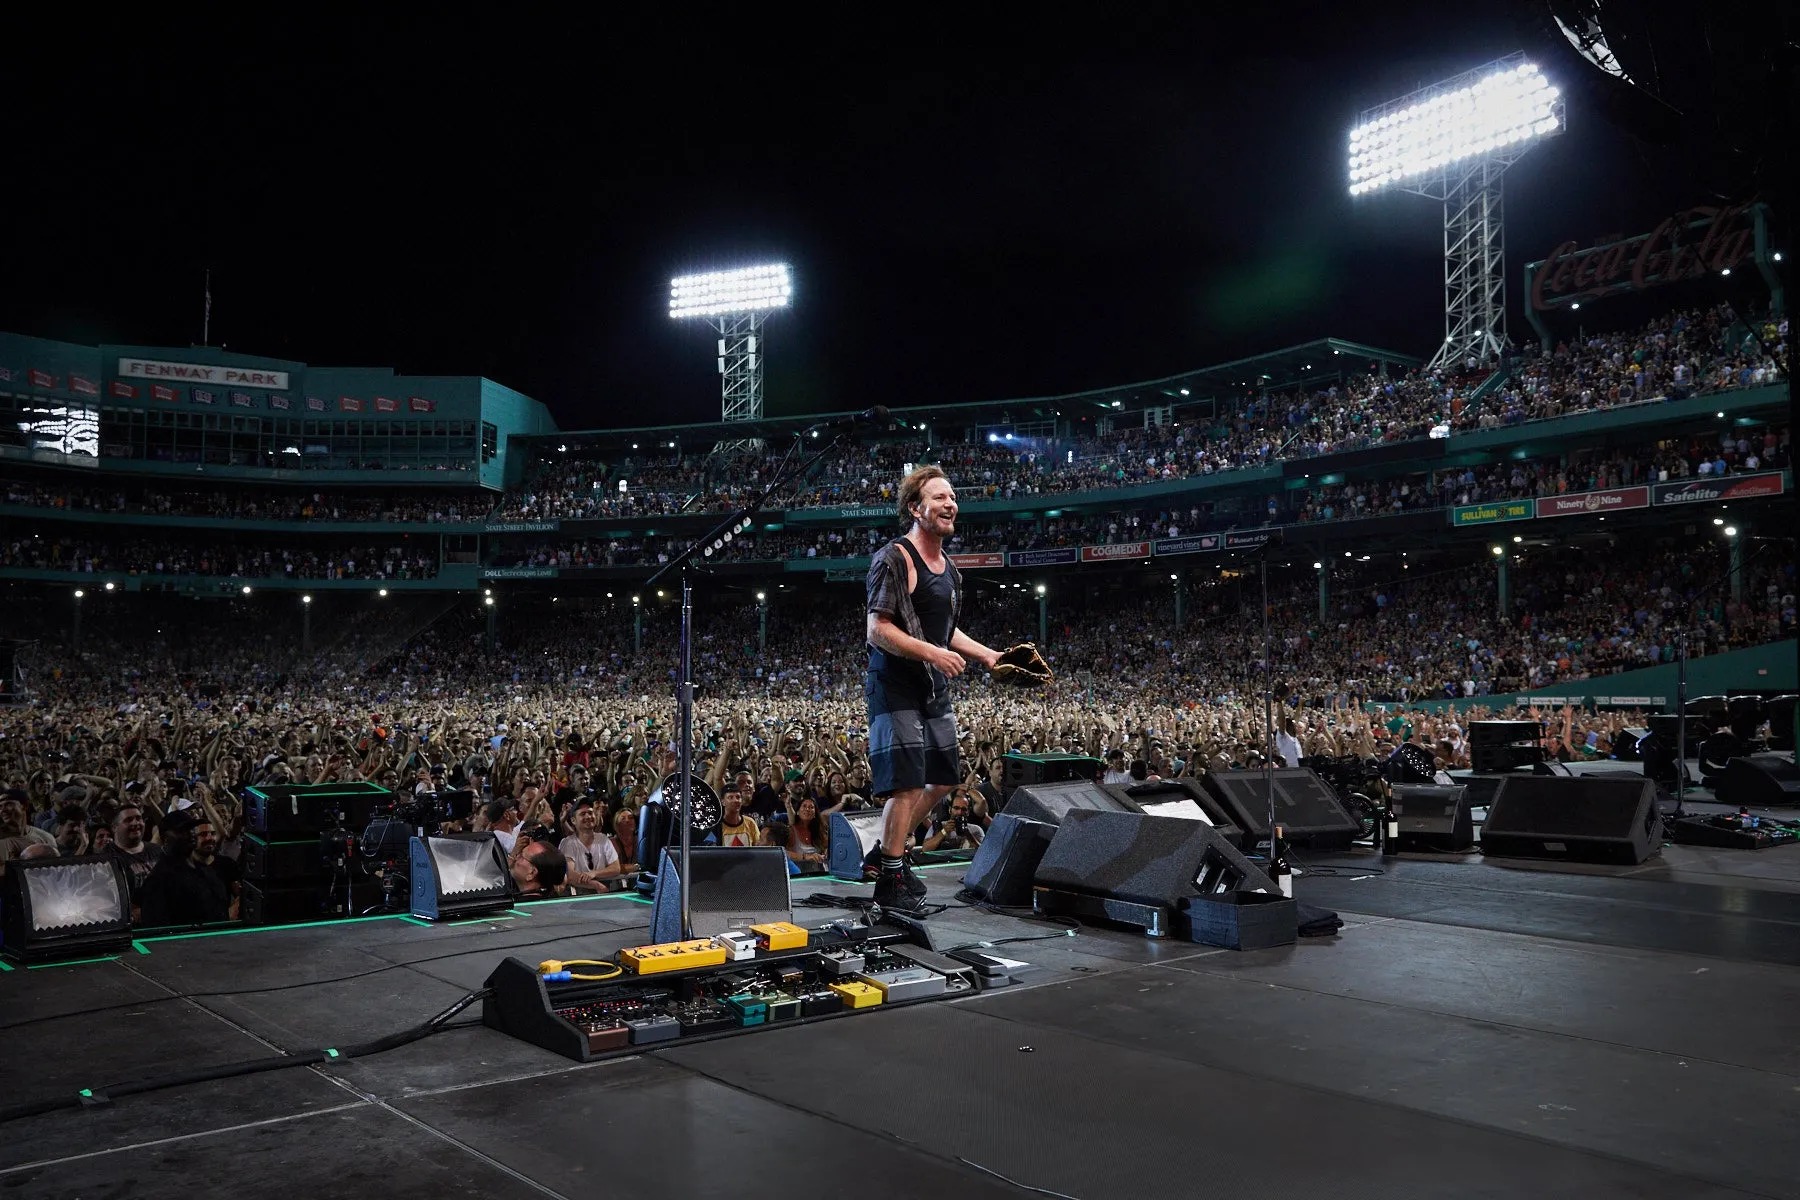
[1349,55,1564,370]
[669,263,792,449]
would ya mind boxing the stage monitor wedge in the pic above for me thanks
[1003,780,1143,826]
[1105,778,1242,841]
[1389,784,1474,852]
[1198,768,1359,850]
[650,846,793,943]
[1000,753,1103,798]
[1034,810,1274,909]
[1481,775,1661,865]
[960,813,1057,906]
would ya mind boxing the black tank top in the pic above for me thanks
[867,539,956,709]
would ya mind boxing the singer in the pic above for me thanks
[864,465,1001,913]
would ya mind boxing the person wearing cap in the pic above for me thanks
[1101,748,1132,785]
[138,809,230,927]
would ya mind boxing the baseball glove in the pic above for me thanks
[991,642,1053,688]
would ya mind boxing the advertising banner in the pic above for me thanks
[306,396,327,411]
[481,567,558,579]
[1451,499,1532,526]
[374,396,399,413]
[1080,541,1151,563]
[1007,547,1079,568]
[949,552,1005,568]
[109,380,138,399]
[29,369,55,389]
[1652,471,1785,507]
[339,396,364,412]
[1534,485,1650,519]
[230,391,254,408]
[270,395,291,410]
[1225,530,1277,549]
[1151,534,1222,557]
[484,522,561,533]
[151,384,178,402]
[408,396,435,413]
[69,375,98,396]
[192,388,216,405]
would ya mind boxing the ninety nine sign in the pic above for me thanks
[949,552,1004,568]
[1529,202,1759,312]
[1653,471,1786,507]
[1451,500,1532,526]
[1535,486,1650,519]
[1080,541,1151,563]
[118,357,291,391]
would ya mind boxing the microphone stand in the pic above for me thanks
[1260,545,1276,869]
[644,427,858,939]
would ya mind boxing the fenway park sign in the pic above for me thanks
[1528,202,1761,312]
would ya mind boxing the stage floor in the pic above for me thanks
[5,796,1800,1199]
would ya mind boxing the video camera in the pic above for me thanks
[360,789,478,861]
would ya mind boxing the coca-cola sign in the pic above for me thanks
[1529,202,1759,312]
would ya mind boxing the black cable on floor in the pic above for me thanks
[0,988,489,1125]
[0,920,649,1033]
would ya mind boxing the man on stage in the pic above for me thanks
[865,466,1001,913]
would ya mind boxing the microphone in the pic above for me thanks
[803,406,891,435]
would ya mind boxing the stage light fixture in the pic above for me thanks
[1,854,134,963]
[1348,62,1561,196]
[668,264,792,320]
[409,833,516,921]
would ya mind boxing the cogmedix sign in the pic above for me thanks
[1652,471,1786,507]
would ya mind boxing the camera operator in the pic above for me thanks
[923,790,984,852]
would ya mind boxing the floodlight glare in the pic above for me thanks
[1348,62,1561,195]
[669,264,793,320]
[1350,54,1564,370]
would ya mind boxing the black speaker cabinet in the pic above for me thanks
[1469,721,1544,773]
[1104,778,1243,843]
[1000,752,1104,798]
[1034,810,1274,909]
[1002,779,1143,826]
[649,846,792,943]
[1198,768,1359,850]
[1482,776,1662,865]
[1716,754,1800,808]
[242,834,324,882]
[960,814,1057,906]
[1389,784,1474,852]
[241,880,323,925]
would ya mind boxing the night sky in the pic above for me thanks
[3,6,1787,430]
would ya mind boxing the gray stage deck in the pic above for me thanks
[4,804,1799,1199]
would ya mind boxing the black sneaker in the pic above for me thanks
[900,862,929,899]
[873,870,927,915]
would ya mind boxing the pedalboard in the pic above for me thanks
[1670,813,1800,851]
[482,917,1040,1062]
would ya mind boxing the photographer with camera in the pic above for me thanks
[922,789,984,852]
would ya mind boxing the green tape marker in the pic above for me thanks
[325,1049,340,1059]
[79,1089,93,1098]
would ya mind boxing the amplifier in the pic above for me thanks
[241,834,324,882]
[1000,752,1103,798]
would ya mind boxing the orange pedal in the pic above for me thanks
[750,921,808,951]
[618,939,729,974]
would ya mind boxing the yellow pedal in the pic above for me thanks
[618,939,729,974]
[750,921,808,951]
[828,980,883,1009]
